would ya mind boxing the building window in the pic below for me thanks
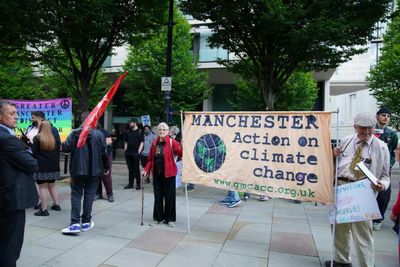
[199,32,228,62]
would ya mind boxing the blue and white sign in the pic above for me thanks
[141,115,151,126]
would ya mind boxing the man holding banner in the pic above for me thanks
[328,113,390,267]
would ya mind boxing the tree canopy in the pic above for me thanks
[369,7,400,128]
[0,49,63,100]
[233,71,318,111]
[122,9,210,124]
[1,0,167,117]
[179,0,392,110]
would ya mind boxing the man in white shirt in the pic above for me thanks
[327,113,390,267]
[25,111,45,143]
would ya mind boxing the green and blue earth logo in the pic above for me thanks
[193,134,226,173]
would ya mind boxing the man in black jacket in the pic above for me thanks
[124,118,144,190]
[61,122,109,234]
[373,107,399,231]
[0,100,39,267]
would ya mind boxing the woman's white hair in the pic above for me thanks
[157,122,169,131]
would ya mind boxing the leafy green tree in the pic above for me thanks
[0,50,57,100]
[2,0,167,118]
[275,72,318,111]
[369,7,400,128]
[123,9,210,123]
[39,65,107,126]
[0,2,27,54]
[180,0,392,110]
[233,71,317,111]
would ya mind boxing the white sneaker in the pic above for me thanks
[81,221,95,232]
[168,222,175,227]
[149,221,162,226]
[61,223,81,234]
[373,222,381,231]
[259,196,269,201]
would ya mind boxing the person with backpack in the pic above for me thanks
[60,113,110,234]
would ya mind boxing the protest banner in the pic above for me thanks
[329,179,381,224]
[9,98,72,142]
[182,111,334,203]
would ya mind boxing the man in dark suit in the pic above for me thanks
[0,100,39,267]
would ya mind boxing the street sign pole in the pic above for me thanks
[164,0,174,123]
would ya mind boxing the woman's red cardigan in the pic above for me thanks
[144,135,183,178]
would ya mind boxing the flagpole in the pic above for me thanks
[181,110,190,233]
[164,0,173,123]
[141,172,144,226]
[330,108,340,267]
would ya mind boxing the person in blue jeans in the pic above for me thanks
[219,190,241,208]
[61,118,110,234]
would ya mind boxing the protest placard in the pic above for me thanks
[329,179,381,224]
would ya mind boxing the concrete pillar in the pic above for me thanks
[104,110,113,131]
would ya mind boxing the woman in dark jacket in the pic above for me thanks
[32,121,61,216]
[143,122,182,227]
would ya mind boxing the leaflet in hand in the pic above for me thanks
[356,162,378,186]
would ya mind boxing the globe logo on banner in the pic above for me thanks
[193,134,226,173]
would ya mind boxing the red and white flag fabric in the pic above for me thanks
[77,71,128,148]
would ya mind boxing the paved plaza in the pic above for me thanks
[18,161,399,267]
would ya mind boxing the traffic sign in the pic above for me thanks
[161,77,172,91]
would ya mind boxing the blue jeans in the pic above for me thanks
[70,175,100,225]
[187,183,195,190]
[226,190,240,201]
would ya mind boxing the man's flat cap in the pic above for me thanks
[354,113,376,127]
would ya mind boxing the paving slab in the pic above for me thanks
[129,228,185,254]
[222,240,269,258]
[268,251,321,267]
[103,247,164,267]
[214,252,268,267]
[157,239,222,267]
[270,231,317,256]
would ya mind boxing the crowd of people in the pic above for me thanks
[1,99,400,267]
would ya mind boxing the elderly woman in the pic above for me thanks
[143,122,182,227]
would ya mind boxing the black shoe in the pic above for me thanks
[51,204,61,211]
[124,184,134,189]
[324,260,352,267]
[145,178,150,184]
[107,195,114,202]
[136,186,141,190]
[34,209,49,216]
[34,202,41,209]
[94,194,103,201]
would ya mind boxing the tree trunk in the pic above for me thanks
[78,75,91,123]
[260,68,276,111]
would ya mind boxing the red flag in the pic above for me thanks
[77,71,128,148]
